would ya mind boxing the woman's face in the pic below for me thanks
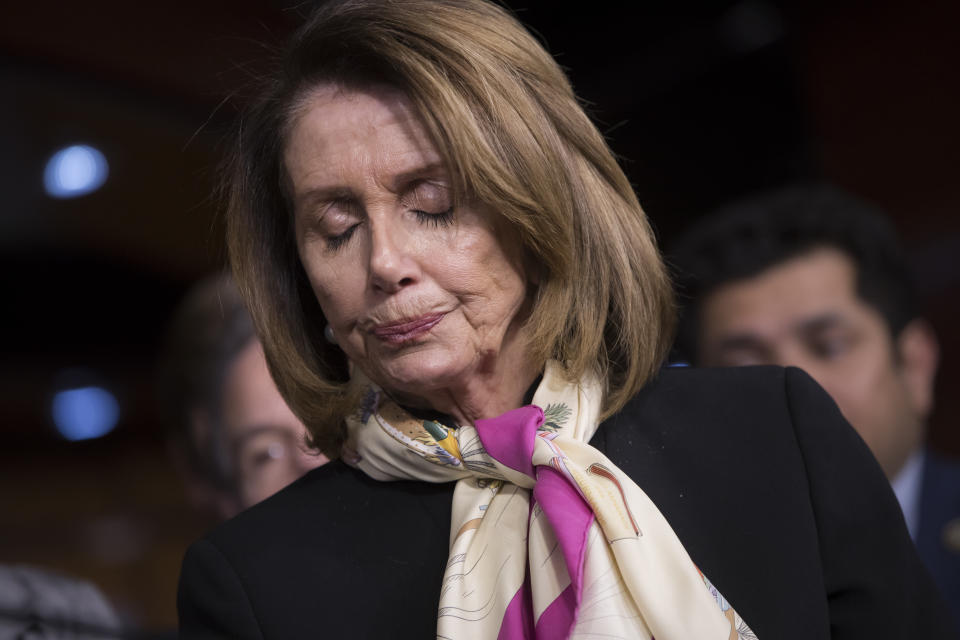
[285,85,531,403]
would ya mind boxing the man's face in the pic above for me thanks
[697,247,932,478]
[219,340,327,514]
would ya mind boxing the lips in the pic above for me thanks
[371,313,445,344]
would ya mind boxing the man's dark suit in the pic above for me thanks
[918,451,960,631]
[178,366,956,639]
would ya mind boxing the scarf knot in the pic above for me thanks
[473,405,542,484]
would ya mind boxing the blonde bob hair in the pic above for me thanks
[226,0,675,457]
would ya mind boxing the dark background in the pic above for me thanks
[2,0,958,631]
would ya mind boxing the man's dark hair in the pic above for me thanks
[668,184,918,363]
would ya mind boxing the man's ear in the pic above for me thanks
[896,318,940,420]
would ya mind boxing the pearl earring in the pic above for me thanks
[324,324,338,345]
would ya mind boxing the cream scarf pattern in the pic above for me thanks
[344,361,757,639]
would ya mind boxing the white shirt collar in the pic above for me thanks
[890,448,925,541]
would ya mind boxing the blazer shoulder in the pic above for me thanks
[180,461,455,638]
[204,459,452,556]
[611,365,794,432]
[177,464,375,639]
[204,460,368,548]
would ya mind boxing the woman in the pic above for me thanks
[178,0,955,638]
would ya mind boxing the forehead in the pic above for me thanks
[700,247,862,333]
[284,84,441,189]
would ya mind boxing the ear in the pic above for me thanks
[895,318,940,420]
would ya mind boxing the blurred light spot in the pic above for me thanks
[43,144,109,198]
[52,386,119,441]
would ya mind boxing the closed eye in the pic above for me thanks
[414,207,454,228]
[327,223,361,250]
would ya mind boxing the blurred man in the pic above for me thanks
[157,272,326,520]
[669,184,959,625]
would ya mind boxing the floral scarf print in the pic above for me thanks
[343,361,757,640]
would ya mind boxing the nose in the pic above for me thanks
[367,215,420,293]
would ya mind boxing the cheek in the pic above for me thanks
[823,350,899,424]
[442,229,527,299]
[302,256,365,322]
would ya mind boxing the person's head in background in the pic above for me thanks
[670,184,939,480]
[157,271,326,520]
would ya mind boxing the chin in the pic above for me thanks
[368,345,469,395]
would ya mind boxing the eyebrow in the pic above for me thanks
[795,312,846,335]
[293,161,449,215]
[712,311,848,354]
[293,186,353,217]
[389,161,448,191]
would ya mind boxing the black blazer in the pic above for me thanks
[178,366,957,639]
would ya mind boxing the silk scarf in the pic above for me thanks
[343,361,757,639]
